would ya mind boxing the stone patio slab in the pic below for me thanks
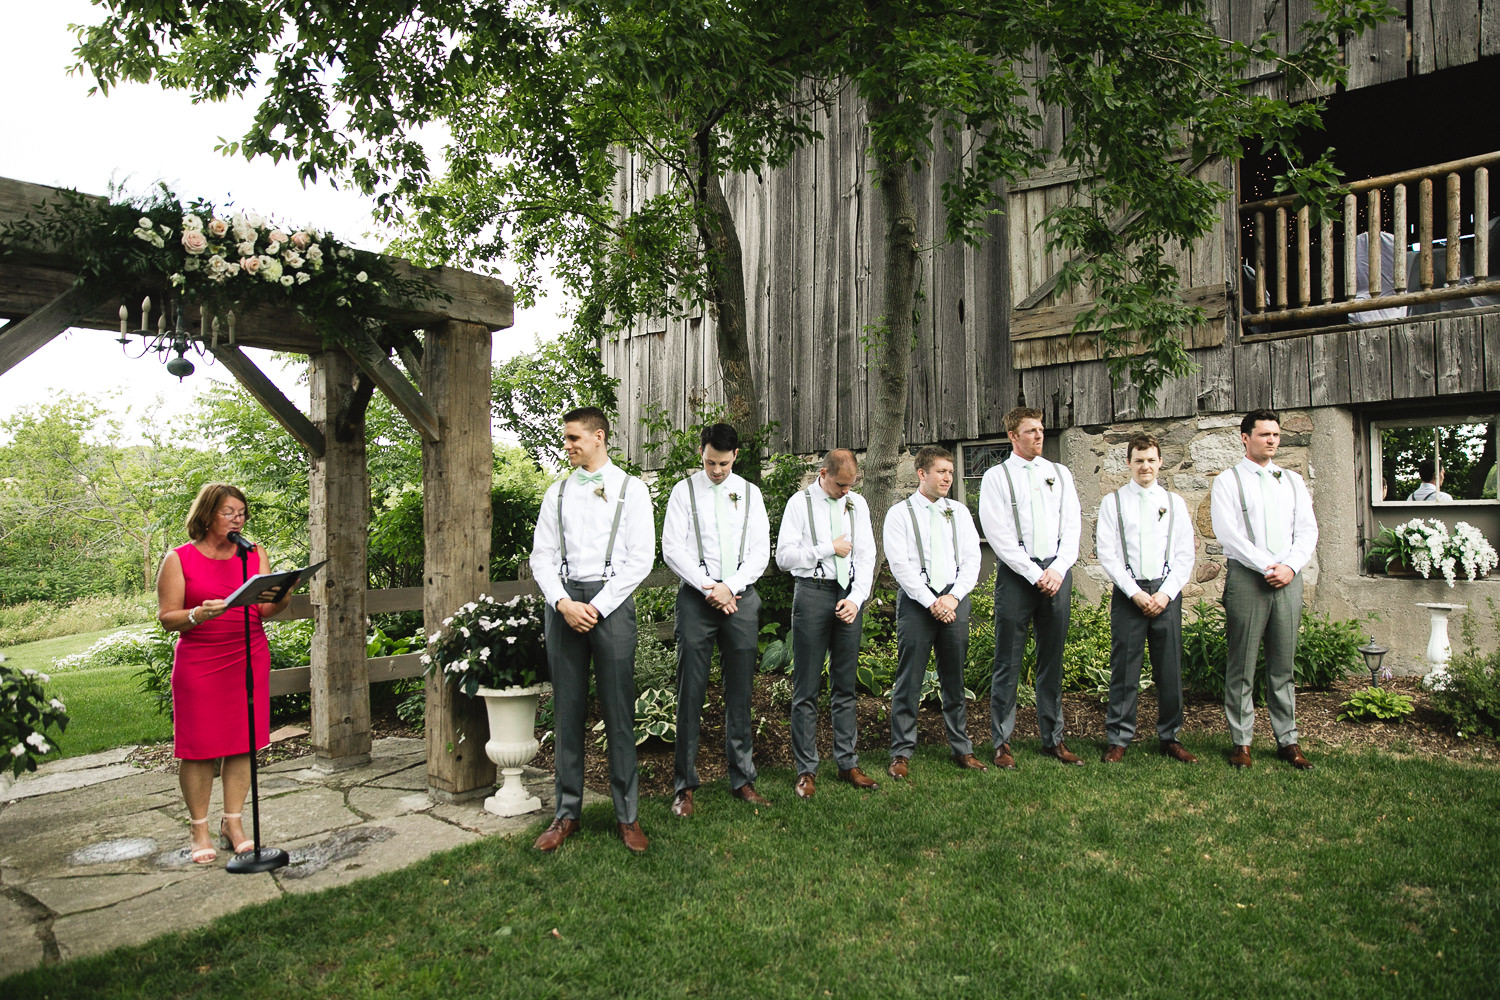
[26,870,194,915]
[274,812,479,895]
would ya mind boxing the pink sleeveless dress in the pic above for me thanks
[171,543,272,759]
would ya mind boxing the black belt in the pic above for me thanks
[1133,577,1165,592]
[1031,556,1056,569]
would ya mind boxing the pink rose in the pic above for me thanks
[181,230,209,255]
[290,231,310,249]
[208,217,230,238]
[240,255,261,274]
[267,229,288,245]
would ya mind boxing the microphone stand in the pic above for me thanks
[226,537,289,874]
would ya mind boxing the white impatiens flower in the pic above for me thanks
[49,698,66,711]
[25,732,51,753]
[10,744,25,758]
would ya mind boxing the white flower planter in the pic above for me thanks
[474,683,549,817]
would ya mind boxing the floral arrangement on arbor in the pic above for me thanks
[0,184,437,349]
[422,594,549,697]
[1366,519,1498,586]
[2,660,70,778]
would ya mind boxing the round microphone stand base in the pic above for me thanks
[226,846,290,874]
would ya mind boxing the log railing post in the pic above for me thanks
[1420,179,1434,290]
[1367,190,1382,298]
[1476,167,1490,281]
[1447,172,1462,287]
[1275,207,1288,308]
[422,319,497,801]
[1320,217,1334,304]
[1343,194,1358,301]
[1296,205,1310,307]
[1253,211,1266,313]
[308,348,372,768]
[1393,184,1407,294]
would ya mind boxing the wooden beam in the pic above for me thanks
[308,348,373,767]
[0,282,114,377]
[346,330,441,443]
[209,344,326,457]
[422,319,496,800]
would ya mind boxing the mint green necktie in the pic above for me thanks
[828,497,849,588]
[713,483,736,580]
[1025,462,1048,555]
[929,502,955,590]
[1260,470,1283,552]
[1138,488,1160,580]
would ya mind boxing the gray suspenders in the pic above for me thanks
[557,474,630,580]
[803,487,855,583]
[1231,465,1293,548]
[686,476,753,580]
[1112,488,1176,581]
[999,461,1066,559]
[903,496,960,585]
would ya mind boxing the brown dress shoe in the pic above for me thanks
[951,753,989,771]
[533,817,580,853]
[888,756,910,779]
[992,743,1016,770]
[1160,740,1199,764]
[1041,742,1084,765]
[795,773,817,799]
[618,820,649,854]
[1228,744,1253,769]
[671,790,695,817]
[1277,743,1314,770]
[1102,745,1126,764]
[837,766,880,790]
[732,783,771,806]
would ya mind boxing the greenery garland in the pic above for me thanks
[0,183,437,350]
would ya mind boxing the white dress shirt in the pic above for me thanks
[978,453,1082,584]
[883,492,982,607]
[529,460,655,617]
[662,471,770,595]
[1209,457,1318,574]
[1095,482,1195,600]
[775,480,877,607]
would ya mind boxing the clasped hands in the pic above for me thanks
[928,593,959,624]
[1263,563,1294,588]
[1034,568,1064,597]
[1131,591,1169,618]
[557,597,602,633]
[702,582,740,615]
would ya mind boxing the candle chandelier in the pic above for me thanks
[116,297,235,381]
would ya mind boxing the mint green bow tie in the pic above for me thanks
[575,470,604,485]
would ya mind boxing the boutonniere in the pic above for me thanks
[1157,507,1167,521]
[729,491,741,509]
[1272,470,1283,481]
[1045,477,1056,489]
[594,486,607,501]
[844,498,855,515]
[941,507,955,522]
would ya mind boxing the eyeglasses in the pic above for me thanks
[216,508,248,522]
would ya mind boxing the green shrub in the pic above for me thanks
[1338,686,1415,722]
[0,593,155,646]
[594,686,676,747]
[1182,600,1364,701]
[633,627,677,692]
[0,657,70,776]
[1431,599,1500,742]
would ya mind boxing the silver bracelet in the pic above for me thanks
[187,607,199,626]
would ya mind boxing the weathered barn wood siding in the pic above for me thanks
[603,2,1500,467]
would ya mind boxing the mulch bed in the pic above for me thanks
[129,676,1496,797]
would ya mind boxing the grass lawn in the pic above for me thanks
[2,630,172,759]
[3,743,1496,998]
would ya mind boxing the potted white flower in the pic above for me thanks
[422,594,549,816]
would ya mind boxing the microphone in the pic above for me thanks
[226,531,256,553]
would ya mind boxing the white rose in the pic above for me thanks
[295,272,311,284]
[181,230,209,254]
[280,275,294,287]
[244,210,266,229]
[237,240,257,257]
[282,249,303,268]
[268,229,288,244]
[182,213,204,232]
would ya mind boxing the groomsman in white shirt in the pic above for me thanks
[884,446,988,778]
[529,407,656,853]
[661,424,772,815]
[979,406,1083,768]
[1210,409,1319,770]
[776,449,879,798]
[1096,433,1197,764]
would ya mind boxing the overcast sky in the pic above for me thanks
[0,2,564,444]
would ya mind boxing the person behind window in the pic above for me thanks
[1407,458,1453,502]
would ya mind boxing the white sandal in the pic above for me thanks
[188,817,217,864]
[220,813,255,854]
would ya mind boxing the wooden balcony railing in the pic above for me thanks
[1239,151,1500,329]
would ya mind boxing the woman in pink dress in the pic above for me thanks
[156,483,290,864]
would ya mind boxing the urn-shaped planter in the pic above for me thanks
[475,683,548,817]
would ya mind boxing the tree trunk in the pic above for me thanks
[695,134,762,478]
[864,100,921,565]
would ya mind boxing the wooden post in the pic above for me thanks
[1477,167,1490,280]
[1253,211,1266,313]
[1420,178,1434,289]
[1446,172,1462,286]
[1296,205,1310,307]
[1320,217,1333,304]
[1274,207,1288,308]
[1393,184,1407,293]
[1367,190,1382,297]
[1343,194,1357,302]
[308,349,372,767]
[422,319,497,800]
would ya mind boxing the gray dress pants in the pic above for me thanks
[990,562,1071,748]
[1222,561,1302,747]
[674,584,761,793]
[1105,584,1184,746]
[889,590,973,759]
[544,579,639,823]
[790,578,863,775]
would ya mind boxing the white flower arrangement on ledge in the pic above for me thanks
[1367,518,1497,587]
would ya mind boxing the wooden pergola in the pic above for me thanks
[0,176,513,801]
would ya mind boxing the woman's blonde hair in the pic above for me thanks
[185,483,248,541]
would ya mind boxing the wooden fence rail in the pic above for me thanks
[1240,151,1500,327]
